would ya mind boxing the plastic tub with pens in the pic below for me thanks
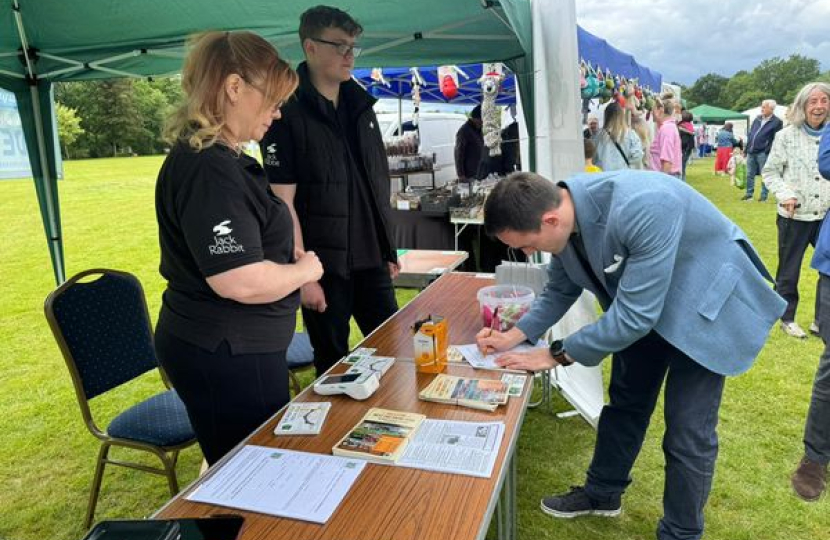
[477,285,535,332]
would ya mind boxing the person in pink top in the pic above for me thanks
[649,97,683,178]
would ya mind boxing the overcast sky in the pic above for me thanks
[575,0,830,86]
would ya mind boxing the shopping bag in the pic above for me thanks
[735,163,747,190]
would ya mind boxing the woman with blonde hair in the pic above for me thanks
[630,113,651,169]
[763,81,830,341]
[154,31,323,464]
[593,101,643,171]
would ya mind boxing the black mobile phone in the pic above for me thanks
[82,516,244,540]
[82,520,180,540]
[320,373,362,385]
[171,515,245,540]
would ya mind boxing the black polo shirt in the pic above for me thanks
[155,142,300,354]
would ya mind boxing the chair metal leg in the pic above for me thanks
[170,450,180,468]
[158,451,180,496]
[85,443,110,529]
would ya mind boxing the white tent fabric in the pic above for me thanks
[532,0,604,425]
[532,0,583,184]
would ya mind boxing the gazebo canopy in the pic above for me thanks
[690,104,749,124]
[0,0,533,284]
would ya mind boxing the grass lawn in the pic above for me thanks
[1,155,828,540]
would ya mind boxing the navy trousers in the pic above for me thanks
[584,332,725,540]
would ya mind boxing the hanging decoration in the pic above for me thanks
[437,65,469,100]
[479,63,505,157]
[409,67,425,126]
[577,60,657,115]
[370,67,390,88]
[580,59,601,100]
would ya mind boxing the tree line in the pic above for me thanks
[51,54,828,159]
[54,78,182,158]
[681,54,830,113]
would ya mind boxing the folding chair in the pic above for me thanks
[44,269,197,528]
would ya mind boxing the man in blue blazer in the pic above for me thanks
[478,171,785,540]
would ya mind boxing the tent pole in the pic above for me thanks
[29,83,65,284]
[13,0,65,283]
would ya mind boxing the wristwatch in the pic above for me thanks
[549,340,574,366]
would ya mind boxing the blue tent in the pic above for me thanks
[577,26,662,91]
[354,64,517,105]
[353,25,661,105]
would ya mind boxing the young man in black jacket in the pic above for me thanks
[261,6,398,375]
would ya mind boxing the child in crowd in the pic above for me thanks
[727,147,746,188]
[584,139,602,172]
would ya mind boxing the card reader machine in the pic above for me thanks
[312,371,380,400]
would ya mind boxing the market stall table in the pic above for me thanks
[389,208,456,251]
[154,273,530,540]
[451,214,484,251]
[394,249,469,289]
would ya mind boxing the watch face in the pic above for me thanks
[550,340,564,356]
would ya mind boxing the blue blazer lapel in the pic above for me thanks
[558,244,598,292]
[571,184,611,292]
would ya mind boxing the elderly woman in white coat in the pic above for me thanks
[763,82,830,339]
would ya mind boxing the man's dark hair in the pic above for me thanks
[681,111,693,123]
[583,138,596,160]
[299,5,363,42]
[470,104,482,120]
[484,172,562,236]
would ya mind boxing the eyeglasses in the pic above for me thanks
[242,77,285,114]
[310,37,362,58]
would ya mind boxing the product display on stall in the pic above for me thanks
[419,374,509,411]
[413,315,449,373]
[332,408,426,464]
[274,402,332,436]
[344,355,396,379]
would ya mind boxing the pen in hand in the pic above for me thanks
[483,306,500,355]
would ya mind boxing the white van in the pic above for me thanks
[375,112,468,187]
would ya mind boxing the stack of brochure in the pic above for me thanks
[332,407,506,478]
[418,374,509,411]
[332,408,425,464]
[342,347,396,379]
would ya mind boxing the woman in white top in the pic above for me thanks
[763,81,830,339]
[593,102,644,171]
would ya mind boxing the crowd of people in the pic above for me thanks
[147,5,830,540]
[582,92,694,180]
[684,88,830,501]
